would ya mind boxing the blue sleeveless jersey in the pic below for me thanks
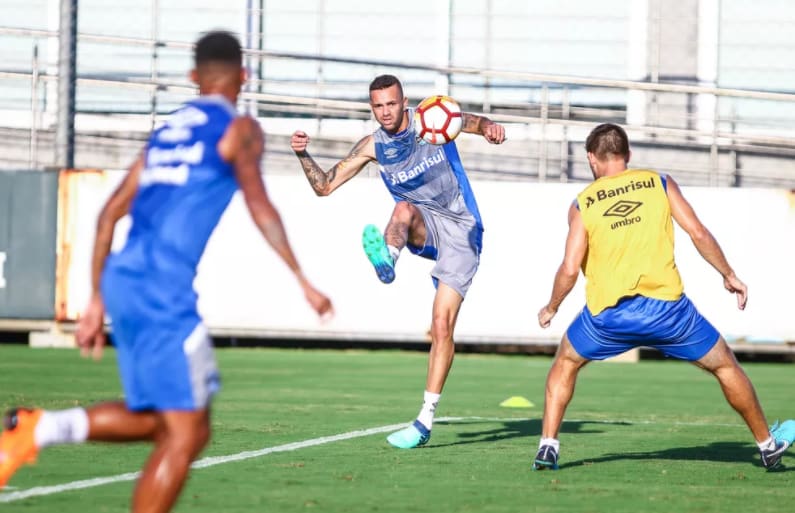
[373,108,483,230]
[105,95,238,299]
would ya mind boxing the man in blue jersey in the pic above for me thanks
[531,123,794,471]
[290,75,505,449]
[0,31,332,511]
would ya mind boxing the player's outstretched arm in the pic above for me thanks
[291,131,375,196]
[76,153,144,360]
[667,175,747,309]
[538,203,587,328]
[225,117,333,317]
[461,113,506,144]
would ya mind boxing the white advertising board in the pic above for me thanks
[60,171,795,344]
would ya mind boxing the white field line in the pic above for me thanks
[0,415,745,503]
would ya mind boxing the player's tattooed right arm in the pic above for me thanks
[292,133,375,196]
[295,151,337,194]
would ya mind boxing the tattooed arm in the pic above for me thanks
[222,116,333,317]
[461,113,506,145]
[290,131,376,196]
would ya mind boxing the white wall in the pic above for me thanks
[61,171,795,344]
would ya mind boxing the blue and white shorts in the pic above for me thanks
[407,205,483,299]
[567,294,720,361]
[102,270,220,412]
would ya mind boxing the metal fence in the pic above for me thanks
[1,0,794,187]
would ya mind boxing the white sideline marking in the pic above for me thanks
[0,415,745,503]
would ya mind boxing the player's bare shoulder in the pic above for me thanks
[219,115,264,161]
[350,133,377,161]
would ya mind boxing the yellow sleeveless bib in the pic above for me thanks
[576,169,683,315]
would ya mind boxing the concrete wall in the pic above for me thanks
[57,171,795,344]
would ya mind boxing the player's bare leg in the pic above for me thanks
[384,200,426,252]
[426,283,463,394]
[87,402,163,442]
[363,201,426,284]
[131,409,211,513]
[694,337,769,441]
[534,334,588,470]
[694,337,795,469]
[0,401,163,488]
[385,203,452,449]
[540,335,588,439]
[386,284,462,449]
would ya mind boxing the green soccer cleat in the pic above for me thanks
[386,420,431,449]
[362,224,395,284]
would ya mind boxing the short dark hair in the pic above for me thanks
[369,74,403,97]
[195,31,242,67]
[585,123,630,161]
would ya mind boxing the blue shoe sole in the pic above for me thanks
[362,224,395,284]
[532,461,559,471]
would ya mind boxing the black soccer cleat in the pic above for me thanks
[760,439,789,470]
[532,444,559,471]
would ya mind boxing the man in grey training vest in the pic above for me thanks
[290,74,505,449]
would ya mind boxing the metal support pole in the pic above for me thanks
[55,0,77,169]
[30,42,40,168]
[560,87,570,182]
[257,0,265,94]
[149,0,159,129]
[483,0,492,113]
[539,84,549,182]
[709,93,720,186]
[314,0,325,132]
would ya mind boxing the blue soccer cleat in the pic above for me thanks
[362,224,395,284]
[387,420,430,449]
[771,419,795,446]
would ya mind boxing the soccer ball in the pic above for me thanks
[413,95,463,145]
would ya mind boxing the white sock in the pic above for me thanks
[539,437,560,453]
[757,434,776,451]
[34,408,89,448]
[387,245,400,264]
[416,391,441,430]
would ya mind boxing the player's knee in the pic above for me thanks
[430,314,453,342]
[163,420,211,458]
[391,201,415,222]
[195,422,212,453]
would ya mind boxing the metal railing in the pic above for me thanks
[1,26,795,187]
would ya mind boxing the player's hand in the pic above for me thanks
[76,292,106,361]
[290,131,311,153]
[482,121,505,145]
[303,282,334,321]
[723,274,748,310]
[538,305,556,328]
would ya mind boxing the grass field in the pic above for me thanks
[0,344,792,512]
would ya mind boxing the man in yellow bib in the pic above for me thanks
[532,123,794,471]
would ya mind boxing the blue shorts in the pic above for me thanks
[102,268,220,412]
[567,294,720,361]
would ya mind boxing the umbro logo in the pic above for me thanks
[384,148,399,159]
[603,200,642,218]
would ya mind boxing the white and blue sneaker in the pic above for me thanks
[362,224,395,284]
[387,420,431,449]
